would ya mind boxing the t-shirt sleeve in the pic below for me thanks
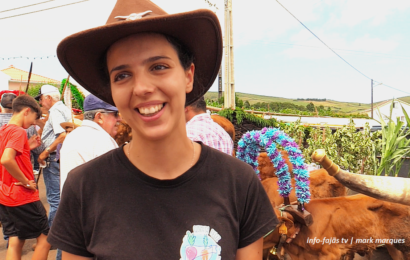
[47,178,94,258]
[6,128,27,154]
[238,172,279,248]
[49,110,66,135]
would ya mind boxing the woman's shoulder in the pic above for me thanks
[201,144,257,180]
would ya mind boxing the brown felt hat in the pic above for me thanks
[57,0,222,106]
[60,119,82,130]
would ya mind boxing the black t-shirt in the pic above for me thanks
[48,143,278,259]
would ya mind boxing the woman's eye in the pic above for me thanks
[152,64,168,71]
[113,73,130,82]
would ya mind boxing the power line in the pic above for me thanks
[251,41,410,60]
[276,0,372,80]
[275,0,410,97]
[0,1,55,14]
[0,55,57,60]
[373,81,410,95]
[0,0,89,20]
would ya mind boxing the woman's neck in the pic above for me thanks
[126,128,200,180]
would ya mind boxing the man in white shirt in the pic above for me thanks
[60,94,120,193]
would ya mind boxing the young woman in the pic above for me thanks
[48,1,278,259]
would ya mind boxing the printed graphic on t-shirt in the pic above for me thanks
[180,225,221,260]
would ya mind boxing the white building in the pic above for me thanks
[264,114,379,129]
[0,71,11,91]
[364,99,410,125]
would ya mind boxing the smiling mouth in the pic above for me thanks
[136,103,165,117]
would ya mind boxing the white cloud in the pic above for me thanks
[282,30,400,60]
[233,0,321,47]
[331,0,410,26]
[350,34,399,53]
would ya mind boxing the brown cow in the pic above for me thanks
[262,169,347,207]
[264,194,410,260]
[262,169,347,260]
[258,151,294,180]
[210,114,235,141]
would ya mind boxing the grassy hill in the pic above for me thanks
[204,92,410,113]
[206,92,370,113]
[399,96,410,104]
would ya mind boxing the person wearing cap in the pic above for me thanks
[0,95,51,259]
[48,1,278,259]
[34,85,71,233]
[1,93,44,169]
[59,94,120,194]
[185,96,233,155]
[0,93,16,127]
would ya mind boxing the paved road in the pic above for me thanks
[0,174,57,259]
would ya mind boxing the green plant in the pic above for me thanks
[302,120,380,175]
[217,107,278,127]
[60,79,85,111]
[27,83,59,98]
[377,101,410,176]
[281,119,309,148]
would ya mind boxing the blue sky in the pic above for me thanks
[1,0,409,103]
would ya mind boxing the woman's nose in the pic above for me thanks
[132,75,155,96]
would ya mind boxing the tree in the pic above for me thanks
[306,102,315,112]
[244,100,250,109]
[218,96,224,105]
[235,94,244,108]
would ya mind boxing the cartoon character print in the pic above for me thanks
[180,225,221,260]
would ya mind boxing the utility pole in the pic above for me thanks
[371,79,373,119]
[218,68,222,99]
[224,0,235,109]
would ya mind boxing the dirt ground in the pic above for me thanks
[0,174,57,260]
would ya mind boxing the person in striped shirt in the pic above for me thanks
[185,96,233,155]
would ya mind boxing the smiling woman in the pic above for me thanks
[46,0,278,259]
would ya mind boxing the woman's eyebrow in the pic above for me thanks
[110,64,130,75]
[109,56,171,75]
[143,55,171,65]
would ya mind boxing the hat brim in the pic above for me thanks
[61,122,81,129]
[34,94,42,101]
[57,9,222,106]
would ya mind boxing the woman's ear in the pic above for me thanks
[185,63,195,94]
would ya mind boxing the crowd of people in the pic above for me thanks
[0,0,277,259]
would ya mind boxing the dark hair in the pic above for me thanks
[100,33,202,99]
[164,35,194,70]
[12,95,41,119]
[188,96,206,112]
[1,93,17,109]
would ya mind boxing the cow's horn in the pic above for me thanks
[311,149,410,206]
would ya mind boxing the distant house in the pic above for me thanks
[363,99,410,124]
[0,65,60,91]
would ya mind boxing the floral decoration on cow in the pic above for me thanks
[237,127,311,204]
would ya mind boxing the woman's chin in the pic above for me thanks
[134,127,171,142]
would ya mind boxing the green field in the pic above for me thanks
[204,91,410,113]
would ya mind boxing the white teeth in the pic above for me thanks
[138,104,164,115]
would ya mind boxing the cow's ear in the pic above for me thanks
[280,217,294,229]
